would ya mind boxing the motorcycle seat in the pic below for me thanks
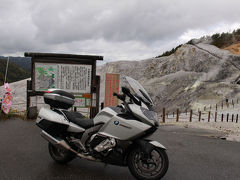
[62,111,94,129]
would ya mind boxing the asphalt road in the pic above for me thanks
[0,119,240,180]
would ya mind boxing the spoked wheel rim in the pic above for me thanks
[132,149,165,178]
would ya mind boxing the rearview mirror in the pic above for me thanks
[122,86,130,94]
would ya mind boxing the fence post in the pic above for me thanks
[208,111,211,122]
[236,114,238,123]
[215,112,217,122]
[232,99,234,108]
[232,114,234,122]
[198,111,201,122]
[189,109,192,122]
[186,109,187,115]
[162,108,165,123]
[216,104,217,111]
[176,109,179,122]
[227,113,229,122]
[221,114,224,122]
[173,112,174,117]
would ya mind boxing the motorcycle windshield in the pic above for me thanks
[125,76,153,105]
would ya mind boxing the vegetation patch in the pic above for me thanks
[156,44,183,58]
[187,28,240,48]
[0,59,30,85]
[0,109,27,120]
[156,28,240,58]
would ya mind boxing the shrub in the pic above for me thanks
[156,44,183,58]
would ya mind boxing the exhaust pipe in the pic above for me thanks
[41,131,72,150]
[40,131,99,161]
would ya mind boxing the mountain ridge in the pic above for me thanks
[0,58,30,85]
[0,56,31,72]
[97,43,240,112]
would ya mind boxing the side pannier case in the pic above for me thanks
[44,90,75,109]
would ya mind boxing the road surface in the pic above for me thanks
[0,119,240,180]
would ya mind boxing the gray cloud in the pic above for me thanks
[0,0,240,60]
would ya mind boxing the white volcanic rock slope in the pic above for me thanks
[97,43,240,113]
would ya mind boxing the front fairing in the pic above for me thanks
[128,104,159,127]
[125,76,153,106]
[124,77,158,127]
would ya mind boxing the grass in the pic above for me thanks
[0,109,28,120]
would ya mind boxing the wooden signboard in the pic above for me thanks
[104,73,120,107]
[25,52,103,118]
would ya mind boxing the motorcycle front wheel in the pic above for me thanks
[128,147,169,180]
[48,142,76,164]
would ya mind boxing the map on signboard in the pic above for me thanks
[35,64,57,91]
[35,63,92,93]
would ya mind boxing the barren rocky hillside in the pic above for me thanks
[97,43,240,113]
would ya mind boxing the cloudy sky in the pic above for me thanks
[0,0,240,63]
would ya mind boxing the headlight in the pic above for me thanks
[140,107,159,126]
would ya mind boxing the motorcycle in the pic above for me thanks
[36,76,169,180]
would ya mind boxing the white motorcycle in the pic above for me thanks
[36,76,168,180]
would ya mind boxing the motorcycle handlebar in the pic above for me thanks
[114,91,141,106]
[113,92,126,101]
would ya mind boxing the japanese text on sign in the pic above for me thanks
[35,63,92,93]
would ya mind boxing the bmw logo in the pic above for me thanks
[114,121,119,125]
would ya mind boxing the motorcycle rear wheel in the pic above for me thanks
[48,142,76,164]
[128,147,168,180]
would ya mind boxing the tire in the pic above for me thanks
[128,147,169,180]
[48,143,76,164]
